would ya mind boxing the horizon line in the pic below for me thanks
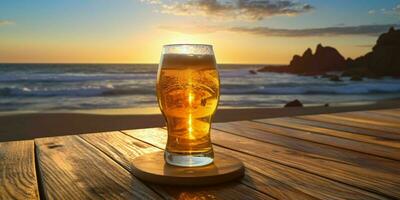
[0,62,285,65]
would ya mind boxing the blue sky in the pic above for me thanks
[1,0,399,63]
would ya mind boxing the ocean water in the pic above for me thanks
[1,63,400,112]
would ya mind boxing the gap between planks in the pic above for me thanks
[34,142,46,200]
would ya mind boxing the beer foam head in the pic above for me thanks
[161,54,216,69]
[161,44,216,69]
[162,44,214,55]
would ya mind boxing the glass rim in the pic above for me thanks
[162,44,213,48]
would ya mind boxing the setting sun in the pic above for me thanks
[167,33,203,45]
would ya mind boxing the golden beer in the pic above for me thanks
[157,44,219,167]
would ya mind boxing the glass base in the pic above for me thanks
[164,150,214,167]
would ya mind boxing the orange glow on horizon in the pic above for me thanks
[0,29,375,64]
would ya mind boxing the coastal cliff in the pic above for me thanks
[345,27,400,77]
[258,27,400,78]
[258,44,346,75]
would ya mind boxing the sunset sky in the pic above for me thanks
[1,0,399,64]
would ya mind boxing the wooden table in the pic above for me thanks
[1,108,400,199]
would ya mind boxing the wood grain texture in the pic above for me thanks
[123,128,385,200]
[149,181,273,200]
[80,131,274,200]
[262,117,400,149]
[370,109,400,118]
[213,121,400,173]
[211,123,400,198]
[250,119,400,160]
[2,108,400,199]
[299,114,400,134]
[0,140,39,200]
[329,112,400,128]
[35,135,161,200]
[295,115,400,140]
[341,111,400,124]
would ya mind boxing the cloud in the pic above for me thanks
[383,4,400,16]
[228,24,400,37]
[157,0,314,21]
[0,20,15,26]
[140,0,161,4]
[159,23,400,37]
[369,4,400,16]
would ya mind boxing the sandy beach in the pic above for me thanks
[1,99,399,142]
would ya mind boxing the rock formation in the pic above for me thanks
[290,44,346,73]
[258,27,400,78]
[346,27,400,77]
[258,44,346,75]
[284,99,303,107]
[249,70,257,75]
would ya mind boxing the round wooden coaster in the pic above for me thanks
[131,151,245,185]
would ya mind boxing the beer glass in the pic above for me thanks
[157,44,220,167]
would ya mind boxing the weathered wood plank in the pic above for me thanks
[35,135,162,200]
[80,131,276,200]
[340,111,400,124]
[211,123,400,198]
[294,115,400,140]
[250,119,400,160]
[213,121,400,172]
[261,117,400,149]
[123,128,385,200]
[0,140,40,200]
[330,112,400,128]
[370,109,400,118]
[299,114,400,134]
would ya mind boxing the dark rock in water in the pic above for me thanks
[0,88,12,96]
[284,99,303,107]
[341,67,372,78]
[341,70,352,77]
[350,75,363,81]
[249,70,257,75]
[329,75,342,82]
[321,74,342,81]
[324,103,329,107]
[321,74,332,78]
[347,27,400,77]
